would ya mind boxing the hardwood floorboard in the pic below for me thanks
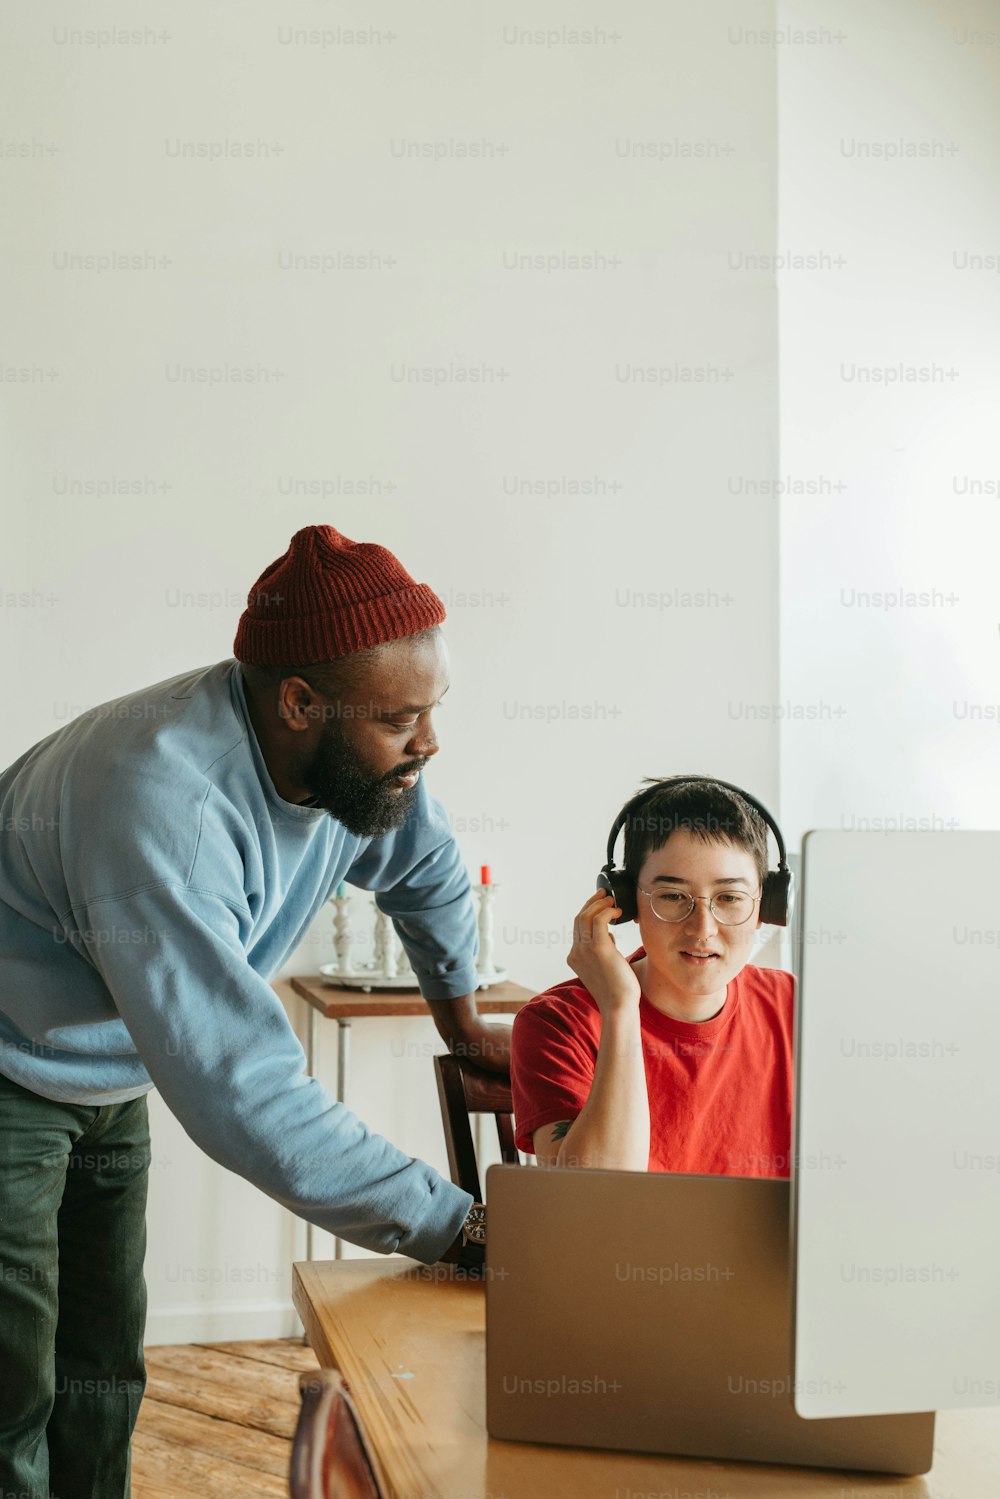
[131,1429,288,1498]
[203,1338,319,1374]
[146,1345,308,1408]
[132,1336,319,1499]
[131,1480,209,1499]
[136,1400,293,1477]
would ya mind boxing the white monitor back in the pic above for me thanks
[792,830,1000,1418]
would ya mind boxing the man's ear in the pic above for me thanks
[277,675,321,732]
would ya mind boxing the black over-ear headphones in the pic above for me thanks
[596,775,793,927]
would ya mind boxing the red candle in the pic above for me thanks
[480,864,492,887]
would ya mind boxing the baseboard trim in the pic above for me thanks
[144,1298,304,1346]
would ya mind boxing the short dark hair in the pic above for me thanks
[622,777,770,888]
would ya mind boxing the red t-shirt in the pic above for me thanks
[510,951,795,1178]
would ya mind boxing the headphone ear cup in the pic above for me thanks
[759,868,792,927]
[598,869,638,925]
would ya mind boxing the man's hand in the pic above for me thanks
[567,892,642,1018]
[427,994,512,1074]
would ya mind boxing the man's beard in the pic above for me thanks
[299,724,426,836]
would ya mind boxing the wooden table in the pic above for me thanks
[293,1256,1000,1499]
[289,976,532,1088]
[282,977,533,1258]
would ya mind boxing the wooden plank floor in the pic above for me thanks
[132,1338,318,1499]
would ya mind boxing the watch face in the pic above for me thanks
[465,1205,487,1244]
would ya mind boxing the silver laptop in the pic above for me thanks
[485,1164,934,1474]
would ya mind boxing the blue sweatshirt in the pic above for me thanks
[0,660,477,1261]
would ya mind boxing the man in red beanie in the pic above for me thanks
[0,523,500,1499]
[233,523,509,1061]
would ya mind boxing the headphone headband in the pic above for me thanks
[603,774,788,874]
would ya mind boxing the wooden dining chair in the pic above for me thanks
[433,1052,520,1201]
[290,1368,383,1499]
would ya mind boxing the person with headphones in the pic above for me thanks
[510,776,795,1176]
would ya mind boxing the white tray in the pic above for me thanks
[318,963,508,993]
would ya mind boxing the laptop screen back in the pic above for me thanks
[793,829,1000,1417]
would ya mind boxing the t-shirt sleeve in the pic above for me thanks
[510,996,599,1153]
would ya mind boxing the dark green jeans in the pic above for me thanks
[0,1069,150,1499]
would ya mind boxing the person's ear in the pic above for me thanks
[278,675,323,731]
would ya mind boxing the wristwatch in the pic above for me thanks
[443,1202,486,1271]
[461,1203,487,1248]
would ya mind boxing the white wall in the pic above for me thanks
[778,0,1000,847]
[2,2,779,1339]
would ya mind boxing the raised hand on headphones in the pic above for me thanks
[567,891,642,1018]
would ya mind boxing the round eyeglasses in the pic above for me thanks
[637,887,760,926]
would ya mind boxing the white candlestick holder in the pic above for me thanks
[320,884,506,992]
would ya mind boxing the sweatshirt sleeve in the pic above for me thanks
[77,881,472,1261]
[345,784,479,1001]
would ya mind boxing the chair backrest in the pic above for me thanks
[290,1368,383,1499]
[433,1052,519,1201]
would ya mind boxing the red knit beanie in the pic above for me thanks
[233,524,446,665]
